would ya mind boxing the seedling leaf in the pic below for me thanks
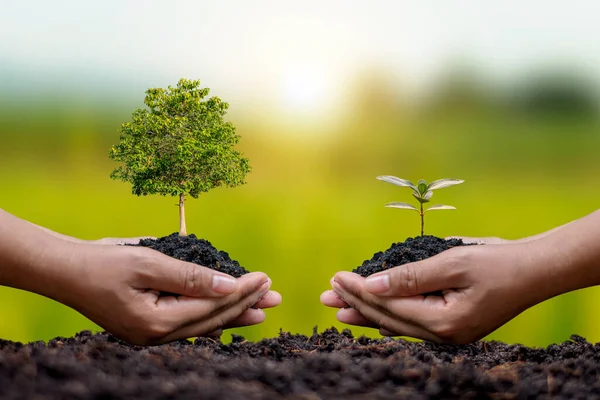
[385,202,419,212]
[427,179,465,191]
[425,204,456,212]
[376,176,416,190]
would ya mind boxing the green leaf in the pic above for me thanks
[376,176,416,190]
[424,204,456,212]
[385,202,420,212]
[427,178,465,191]
[417,179,428,195]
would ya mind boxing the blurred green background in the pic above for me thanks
[1,1,600,347]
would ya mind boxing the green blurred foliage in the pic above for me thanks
[1,69,600,347]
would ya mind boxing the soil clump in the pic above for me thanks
[136,233,249,277]
[353,235,470,276]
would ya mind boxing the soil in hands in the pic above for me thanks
[135,233,249,277]
[1,328,599,399]
[353,235,470,277]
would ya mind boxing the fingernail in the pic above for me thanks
[332,281,344,292]
[331,282,346,300]
[212,275,238,294]
[365,274,390,293]
[332,278,345,289]
[259,281,271,297]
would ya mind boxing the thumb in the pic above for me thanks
[364,251,460,296]
[144,252,238,297]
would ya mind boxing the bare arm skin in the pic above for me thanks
[24,220,153,245]
[0,208,281,345]
[321,209,600,344]
[448,220,574,245]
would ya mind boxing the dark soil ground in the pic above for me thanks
[135,233,249,277]
[353,235,470,277]
[1,328,600,399]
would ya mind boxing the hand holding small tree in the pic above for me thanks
[376,176,464,236]
[109,78,250,236]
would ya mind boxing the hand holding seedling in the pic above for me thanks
[0,208,281,345]
[63,246,280,345]
[322,209,600,344]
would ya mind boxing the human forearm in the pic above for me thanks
[0,209,78,302]
[528,209,600,300]
[24,218,150,245]
[24,220,86,243]
[449,219,575,245]
[515,220,575,243]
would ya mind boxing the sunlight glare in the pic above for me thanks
[282,66,328,113]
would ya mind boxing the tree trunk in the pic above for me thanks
[179,193,187,236]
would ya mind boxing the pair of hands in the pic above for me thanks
[11,210,595,346]
[321,236,549,344]
[60,238,281,346]
[80,235,542,346]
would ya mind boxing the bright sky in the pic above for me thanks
[1,0,600,112]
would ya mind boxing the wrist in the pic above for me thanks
[524,226,600,301]
[0,236,79,303]
[514,240,570,305]
[483,241,557,308]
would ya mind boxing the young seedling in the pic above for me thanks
[376,176,464,236]
[109,78,250,236]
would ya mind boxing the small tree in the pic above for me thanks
[109,78,251,236]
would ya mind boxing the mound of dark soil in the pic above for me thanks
[353,235,470,277]
[135,233,249,277]
[1,328,599,399]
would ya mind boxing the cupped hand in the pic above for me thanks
[60,244,281,345]
[445,236,511,245]
[321,240,551,344]
[89,237,156,245]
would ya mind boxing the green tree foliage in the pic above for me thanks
[109,78,251,236]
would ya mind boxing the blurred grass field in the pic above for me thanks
[1,77,599,347]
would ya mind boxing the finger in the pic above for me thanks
[445,236,507,245]
[333,273,447,329]
[159,273,269,324]
[320,290,348,308]
[332,281,441,342]
[205,329,223,337]
[252,290,282,309]
[346,249,463,296]
[222,308,266,329]
[379,328,396,336]
[142,249,254,297]
[159,279,271,342]
[336,308,379,328]
[95,237,156,245]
